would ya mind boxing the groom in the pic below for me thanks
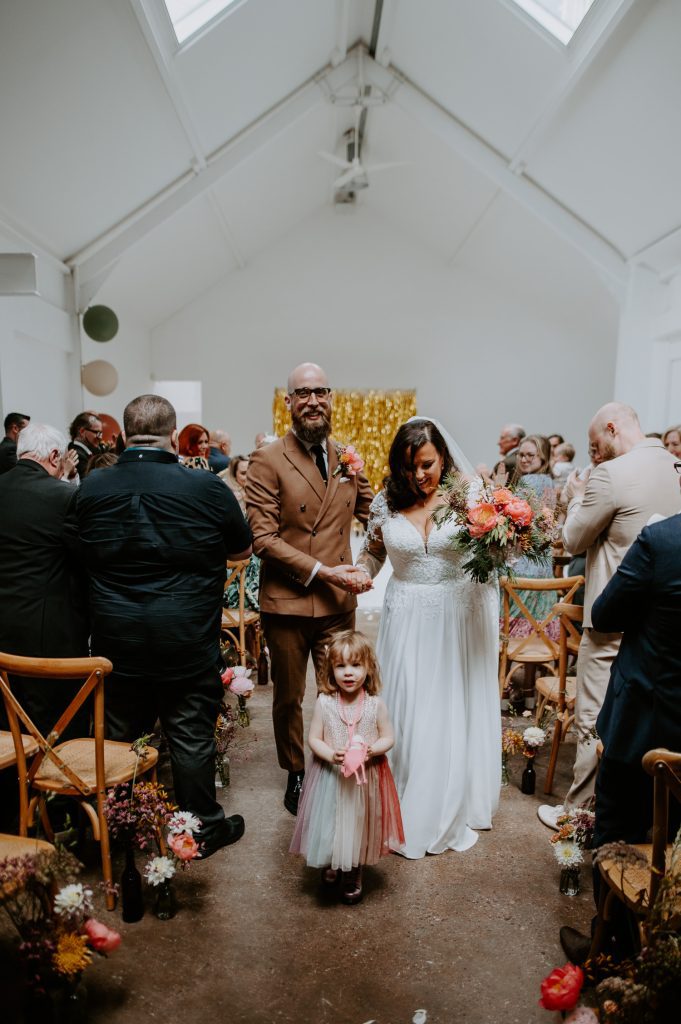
[246,363,374,814]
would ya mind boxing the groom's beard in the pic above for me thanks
[292,406,332,444]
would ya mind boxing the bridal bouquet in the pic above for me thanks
[433,474,555,583]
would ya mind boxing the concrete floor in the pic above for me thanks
[1,612,592,1023]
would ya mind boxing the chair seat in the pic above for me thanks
[0,731,39,770]
[536,675,576,708]
[598,844,672,915]
[32,740,158,795]
[0,833,56,897]
[506,636,559,663]
[222,609,259,628]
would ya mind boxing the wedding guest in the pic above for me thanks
[84,450,118,476]
[496,422,526,481]
[220,454,249,513]
[538,403,679,831]
[662,424,681,457]
[220,456,261,612]
[551,442,576,480]
[246,362,373,815]
[68,411,104,481]
[76,395,252,858]
[208,429,231,473]
[178,422,210,470]
[290,630,404,905]
[548,433,564,451]
[0,411,30,474]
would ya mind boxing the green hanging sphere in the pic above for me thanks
[83,305,118,342]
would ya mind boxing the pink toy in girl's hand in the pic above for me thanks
[342,735,368,784]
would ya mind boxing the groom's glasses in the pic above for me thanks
[289,387,331,402]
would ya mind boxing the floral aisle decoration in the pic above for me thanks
[221,664,255,727]
[539,827,681,1022]
[215,701,236,787]
[433,476,556,584]
[143,811,202,919]
[550,809,595,896]
[501,726,524,786]
[520,726,546,795]
[0,846,120,1009]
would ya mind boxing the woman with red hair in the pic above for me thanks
[178,423,210,470]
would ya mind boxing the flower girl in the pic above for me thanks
[290,630,404,905]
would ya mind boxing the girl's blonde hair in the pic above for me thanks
[321,630,382,697]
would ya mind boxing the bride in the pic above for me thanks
[356,417,501,858]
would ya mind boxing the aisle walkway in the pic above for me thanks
[2,613,592,1024]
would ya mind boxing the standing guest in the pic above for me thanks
[662,424,681,457]
[538,403,679,830]
[547,433,564,451]
[496,422,526,481]
[0,411,30,474]
[76,395,252,858]
[559,501,681,965]
[246,363,374,815]
[69,411,104,481]
[208,429,231,473]
[0,423,89,739]
[178,422,210,470]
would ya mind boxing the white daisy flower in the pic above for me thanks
[553,840,584,868]
[167,811,202,835]
[54,883,93,916]
[144,856,176,886]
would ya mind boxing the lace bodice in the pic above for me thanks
[358,491,497,611]
[319,692,379,750]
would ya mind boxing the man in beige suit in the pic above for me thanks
[246,363,374,814]
[538,403,679,828]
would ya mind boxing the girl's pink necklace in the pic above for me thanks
[336,689,364,744]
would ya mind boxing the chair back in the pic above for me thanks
[0,652,113,804]
[642,748,681,910]
[554,601,583,712]
[223,560,249,666]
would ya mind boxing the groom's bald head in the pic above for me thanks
[287,363,329,393]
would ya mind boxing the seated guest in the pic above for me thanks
[208,430,231,473]
[0,423,89,740]
[84,450,118,476]
[0,411,30,474]
[662,424,681,457]
[547,433,564,451]
[178,422,210,470]
[69,411,104,480]
[220,456,261,611]
[560,506,681,964]
[551,442,576,480]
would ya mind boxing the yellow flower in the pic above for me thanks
[53,931,93,977]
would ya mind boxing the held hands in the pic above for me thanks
[318,564,373,594]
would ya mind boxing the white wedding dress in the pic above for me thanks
[359,491,501,859]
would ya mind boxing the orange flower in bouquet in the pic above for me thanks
[433,473,553,583]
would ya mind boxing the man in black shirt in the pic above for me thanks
[0,411,30,474]
[76,394,252,857]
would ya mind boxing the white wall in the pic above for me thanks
[151,207,618,465]
[80,317,152,427]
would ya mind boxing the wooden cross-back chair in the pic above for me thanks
[498,575,585,699]
[221,559,262,667]
[536,601,583,794]
[589,748,681,959]
[0,651,159,911]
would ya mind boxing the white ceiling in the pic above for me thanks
[1,0,680,326]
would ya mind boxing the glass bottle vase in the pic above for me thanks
[559,866,581,896]
[120,845,144,922]
[154,879,175,920]
[501,753,510,787]
[520,755,536,795]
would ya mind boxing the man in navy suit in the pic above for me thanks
[560,481,681,963]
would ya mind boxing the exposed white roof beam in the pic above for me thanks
[205,191,246,270]
[0,204,70,276]
[508,0,641,173]
[67,56,356,288]
[131,0,208,169]
[366,58,626,294]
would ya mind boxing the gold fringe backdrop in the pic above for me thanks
[272,389,418,493]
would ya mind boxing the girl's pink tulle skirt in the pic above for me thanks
[290,754,405,871]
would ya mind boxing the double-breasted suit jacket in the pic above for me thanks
[246,431,375,616]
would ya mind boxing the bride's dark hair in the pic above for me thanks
[384,420,455,511]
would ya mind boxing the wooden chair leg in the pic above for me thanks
[38,797,55,841]
[96,797,115,912]
[543,717,563,794]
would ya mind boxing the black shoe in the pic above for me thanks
[200,815,245,858]
[559,925,591,966]
[284,771,305,816]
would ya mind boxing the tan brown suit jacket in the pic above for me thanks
[246,431,375,617]
[562,438,680,627]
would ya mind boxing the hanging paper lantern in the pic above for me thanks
[82,360,118,396]
[83,305,118,342]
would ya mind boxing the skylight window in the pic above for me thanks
[509,0,597,44]
[163,0,242,44]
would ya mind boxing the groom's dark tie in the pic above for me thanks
[311,443,327,484]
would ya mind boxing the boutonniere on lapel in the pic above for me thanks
[333,443,365,478]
